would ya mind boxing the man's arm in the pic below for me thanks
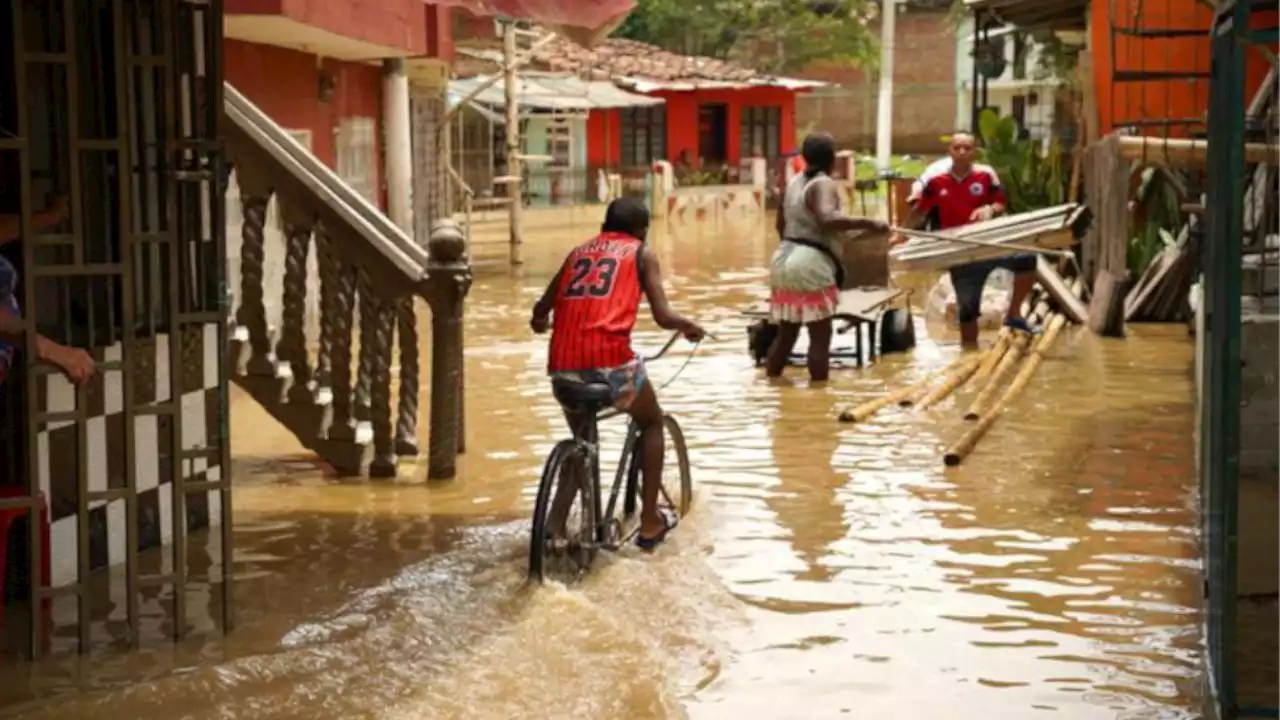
[0,195,71,245]
[640,246,703,339]
[0,308,95,385]
[806,179,889,234]
[774,197,786,239]
[529,264,565,333]
[971,167,1008,222]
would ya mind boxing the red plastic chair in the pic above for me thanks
[0,487,51,633]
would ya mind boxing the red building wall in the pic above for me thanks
[225,0,429,54]
[587,87,800,168]
[223,39,385,208]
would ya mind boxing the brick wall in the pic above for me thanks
[796,9,956,155]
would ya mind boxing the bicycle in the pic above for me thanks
[528,332,697,583]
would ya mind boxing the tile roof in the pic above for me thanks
[529,35,762,84]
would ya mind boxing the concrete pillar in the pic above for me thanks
[382,59,413,234]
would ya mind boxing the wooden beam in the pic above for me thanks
[1118,135,1280,167]
[1034,256,1089,324]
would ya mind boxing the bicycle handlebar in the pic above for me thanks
[643,330,718,363]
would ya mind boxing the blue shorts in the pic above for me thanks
[549,358,648,411]
[949,254,1037,324]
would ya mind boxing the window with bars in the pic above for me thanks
[739,106,782,162]
[336,117,378,203]
[620,106,666,168]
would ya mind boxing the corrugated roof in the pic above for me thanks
[449,74,665,116]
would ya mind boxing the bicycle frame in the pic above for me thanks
[563,331,685,549]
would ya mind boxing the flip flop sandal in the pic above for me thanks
[635,509,678,551]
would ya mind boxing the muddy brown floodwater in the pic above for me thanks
[0,214,1206,719]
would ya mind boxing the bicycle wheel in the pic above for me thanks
[529,440,599,583]
[660,414,694,517]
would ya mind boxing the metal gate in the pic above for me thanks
[1201,1,1254,716]
[0,0,229,659]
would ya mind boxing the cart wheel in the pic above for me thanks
[880,306,916,354]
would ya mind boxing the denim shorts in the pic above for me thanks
[549,358,648,411]
[949,254,1037,324]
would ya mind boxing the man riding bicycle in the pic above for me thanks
[530,197,705,550]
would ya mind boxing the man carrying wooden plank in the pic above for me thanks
[903,132,1036,346]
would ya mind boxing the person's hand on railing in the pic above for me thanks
[35,337,95,386]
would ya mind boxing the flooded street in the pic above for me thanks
[0,215,1204,719]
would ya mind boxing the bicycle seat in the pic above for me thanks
[551,380,614,409]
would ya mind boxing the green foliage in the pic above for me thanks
[614,0,878,74]
[1127,165,1186,275]
[1032,34,1082,84]
[974,108,1064,213]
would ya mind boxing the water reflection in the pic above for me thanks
[0,214,1205,719]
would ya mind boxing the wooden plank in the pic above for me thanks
[892,228,1076,272]
[1126,243,1190,322]
[1118,135,1280,168]
[1123,247,1173,320]
[1088,270,1128,337]
[1034,256,1089,324]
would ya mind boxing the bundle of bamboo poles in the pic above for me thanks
[943,279,1085,466]
[837,291,1050,424]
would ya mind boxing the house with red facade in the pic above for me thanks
[454,22,822,186]
[222,0,455,210]
[536,35,823,177]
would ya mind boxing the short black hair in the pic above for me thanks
[601,196,650,238]
[801,132,836,176]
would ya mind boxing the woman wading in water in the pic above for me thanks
[766,133,889,382]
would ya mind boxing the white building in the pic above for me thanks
[954,20,1062,141]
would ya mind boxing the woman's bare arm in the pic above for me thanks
[805,179,888,235]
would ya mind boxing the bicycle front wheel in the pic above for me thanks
[660,414,693,517]
[529,440,599,584]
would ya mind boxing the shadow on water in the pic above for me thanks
[0,213,1209,719]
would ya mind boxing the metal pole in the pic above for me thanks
[874,0,897,172]
[503,22,524,265]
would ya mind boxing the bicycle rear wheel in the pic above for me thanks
[529,440,599,583]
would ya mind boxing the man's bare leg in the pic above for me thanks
[625,382,668,540]
[765,321,801,377]
[1006,270,1035,324]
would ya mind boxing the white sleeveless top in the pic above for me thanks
[782,173,836,249]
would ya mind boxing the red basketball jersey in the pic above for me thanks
[547,232,645,372]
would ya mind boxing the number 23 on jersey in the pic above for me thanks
[564,256,618,298]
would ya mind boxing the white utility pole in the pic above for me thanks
[874,0,898,172]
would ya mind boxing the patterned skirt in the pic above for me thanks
[769,242,839,324]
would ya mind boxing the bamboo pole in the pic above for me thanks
[963,328,1038,420]
[915,354,984,411]
[970,330,1011,385]
[838,355,970,423]
[968,291,1050,391]
[944,312,1070,467]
